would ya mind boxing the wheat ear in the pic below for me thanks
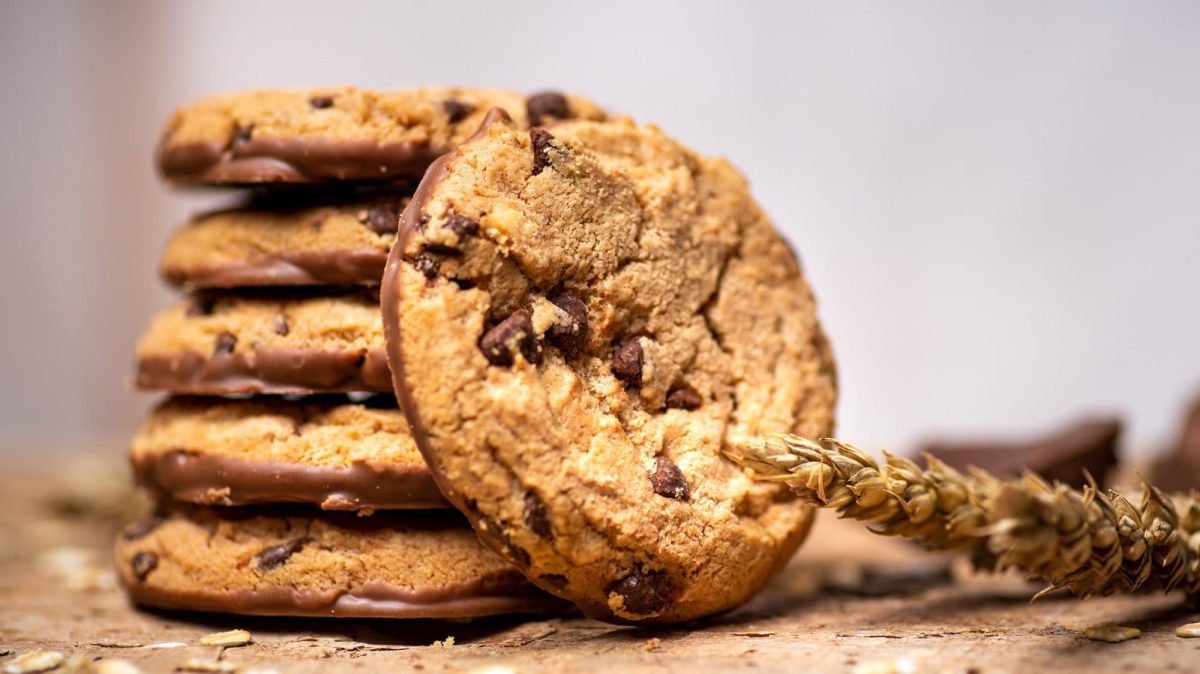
[726,434,1200,598]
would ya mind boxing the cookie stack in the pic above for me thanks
[116,87,603,618]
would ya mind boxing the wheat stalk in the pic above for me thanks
[727,434,1200,598]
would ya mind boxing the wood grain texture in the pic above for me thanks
[0,452,1197,673]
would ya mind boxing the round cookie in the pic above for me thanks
[135,290,388,394]
[158,87,605,185]
[161,188,410,289]
[382,113,837,623]
[115,505,566,618]
[132,395,448,512]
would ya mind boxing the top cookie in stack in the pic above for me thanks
[117,87,603,619]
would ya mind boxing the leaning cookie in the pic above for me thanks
[382,113,836,623]
[131,395,448,512]
[161,188,409,290]
[158,86,605,185]
[115,505,566,618]
[135,291,388,394]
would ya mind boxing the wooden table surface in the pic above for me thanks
[1,451,1196,674]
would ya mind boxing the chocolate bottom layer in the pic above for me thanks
[165,249,389,290]
[123,576,569,619]
[133,450,450,511]
[136,347,391,394]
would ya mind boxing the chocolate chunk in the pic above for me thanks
[539,574,568,591]
[410,254,440,280]
[530,128,554,176]
[253,537,309,571]
[546,294,588,355]
[649,455,689,500]
[365,205,397,235]
[213,332,237,355]
[665,387,702,410]
[921,417,1121,489]
[526,91,570,126]
[121,516,163,541]
[607,568,675,616]
[444,214,480,238]
[130,552,157,582]
[523,491,552,538]
[475,514,530,566]
[309,95,334,109]
[442,99,475,123]
[273,315,289,336]
[231,125,253,145]
[611,337,644,385]
[479,309,539,366]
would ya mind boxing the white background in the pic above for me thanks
[2,1,1198,457]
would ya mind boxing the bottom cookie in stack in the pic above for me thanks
[117,395,566,618]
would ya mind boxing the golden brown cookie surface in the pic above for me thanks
[157,87,605,185]
[115,505,565,618]
[135,291,388,394]
[132,395,448,511]
[382,115,836,623]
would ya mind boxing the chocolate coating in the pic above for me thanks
[164,249,389,290]
[136,347,391,394]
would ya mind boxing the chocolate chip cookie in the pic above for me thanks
[132,395,447,512]
[158,87,605,185]
[382,114,837,623]
[161,188,409,289]
[115,505,565,618]
[135,290,388,394]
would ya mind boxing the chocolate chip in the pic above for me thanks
[530,128,555,176]
[185,297,215,316]
[649,455,690,500]
[546,294,588,355]
[418,211,431,228]
[253,537,309,571]
[526,91,570,125]
[445,213,480,238]
[231,125,253,145]
[309,95,334,109]
[539,574,568,590]
[476,514,531,566]
[213,332,237,355]
[479,309,540,366]
[122,516,163,541]
[665,387,702,410]
[365,205,397,235]
[410,254,440,280]
[523,491,552,538]
[611,337,643,385]
[273,315,289,336]
[442,98,475,123]
[130,552,157,582]
[607,568,675,616]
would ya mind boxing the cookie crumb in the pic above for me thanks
[643,638,661,651]
[431,636,455,649]
[199,630,252,648]
[1176,622,1200,638]
[1084,625,1140,643]
[3,650,65,674]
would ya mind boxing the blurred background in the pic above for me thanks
[1,0,1197,458]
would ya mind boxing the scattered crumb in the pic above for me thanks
[198,630,252,648]
[1176,622,1200,638]
[643,638,661,652]
[1084,625,1141,643]
[431,637,455,649]
[3,650,65,674]
[853,657,916,674]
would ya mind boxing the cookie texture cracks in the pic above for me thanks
[382,116,837,623]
